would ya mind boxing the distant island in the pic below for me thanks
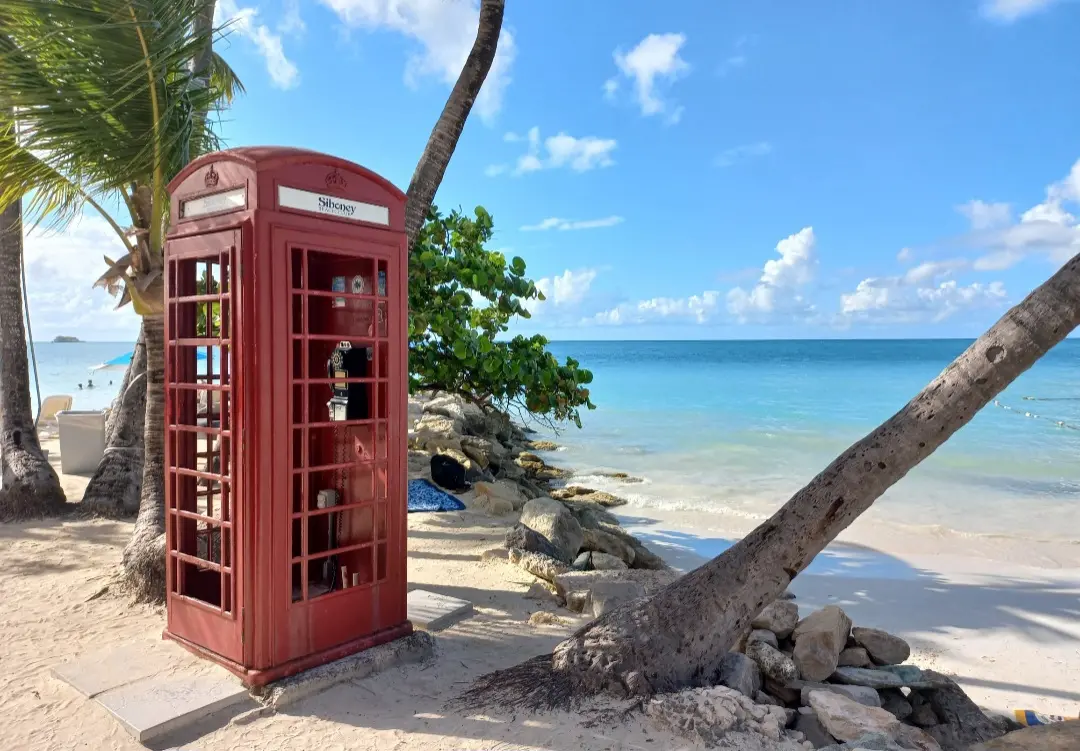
[52,335,82,343]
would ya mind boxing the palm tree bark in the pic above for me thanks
[404,0,505,249]
[121,314,166,600]
[82,327,145,517]
[463,253,1080,708]
[0,194,67,521]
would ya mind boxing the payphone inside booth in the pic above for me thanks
[162,147,411,688]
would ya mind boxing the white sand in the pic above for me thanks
[2,439,1078,750]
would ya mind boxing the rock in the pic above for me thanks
[407,449,431,478]
[423,394,487,435]
[553,569,678,608]
[549,486,628,507]
[590,580,645,617]
[808,691,941,750]
[764,678,802,706]
[799,683,881,708]
[483,409,514,443]
[572,551,593,570]
[796,706,838,748]
[921,670,1004,750]
[590,552,629,570]
[473,479,528,511]
[527,440,559,451]
[830,666,936,690]
[878,689,912,722]
[752,600,800,639]
[524,580,557,602]
[459,435,502,469]
[645,685,794,748]
[520,497,584,563]
[581,528,636,565]
[838,647,872,668]
[748,629,780,649]
[968,722,1080,751]
[503,524,568,563]
[851,627,911,667]
[779,590,797,600]
[908,692,939,727]
[565,590,589,612]
[471,493,513,516]
[717,652,763,698]
[629,540,669,570]
[756,690,785,708]
[747,640,801,685]
[430,453,469,490]
[413,413,463,453]
[561,500,620,529]
[508,549,571,583]
[480,547,510,562]
[818,732,929,750]
[793,607,852,683]
[528,611,569,626]
[981,710,1023,735]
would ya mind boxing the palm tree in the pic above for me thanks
[0,187,66,521]
[0,0,241,598]
[465,253,1080,707]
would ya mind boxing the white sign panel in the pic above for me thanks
[277,185,389,226]
[181,187,246,219]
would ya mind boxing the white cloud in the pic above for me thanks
[590,291,722,326]
[727,227,818,321]
[716,141,772,168]
[520,216,624,232]
[494,126,617,176]
[317,0,516,122]
[278,0,306,36]
[527,268,599,320]
[602,78,619,100]
[22,214,141,341]
[981,0,1064,22]
[896,247,912,263]
[717,34,755,76]
[217,0,300,89]
[609,33,689,121]
[957,199,1012,230]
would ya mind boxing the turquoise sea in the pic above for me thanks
[26,338,1080,542]
[541,340,1080,543]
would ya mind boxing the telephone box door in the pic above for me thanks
[164,229,245,665]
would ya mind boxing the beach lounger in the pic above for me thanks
[35,394,74,435]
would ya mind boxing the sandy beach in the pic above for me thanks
[1,436,1078,750]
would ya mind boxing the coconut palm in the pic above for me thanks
[0,0,241,598]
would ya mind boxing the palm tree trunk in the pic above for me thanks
[464,253,1080,707]
[121,314,166,601]
[82,326,146,517]
[0,194,67,521]
[404,0,505,249]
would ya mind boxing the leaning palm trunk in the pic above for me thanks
[404,0,505,249]
[463,253,1080,708]
[81,327,146,517]
[0,194,66,521]
[121,315,166,600]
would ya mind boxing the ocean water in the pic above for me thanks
[540,340,1080,543]
[23,341,130,412]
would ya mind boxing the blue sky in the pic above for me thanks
[23,0,1080,341]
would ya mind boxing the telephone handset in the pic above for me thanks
[326,341,372,422]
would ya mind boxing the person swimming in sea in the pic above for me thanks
[86,379,94,389]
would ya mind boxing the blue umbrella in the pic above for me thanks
[90,348,207,372]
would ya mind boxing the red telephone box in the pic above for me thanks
[161,147,412,686]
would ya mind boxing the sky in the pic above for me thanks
[21,0,1080,342]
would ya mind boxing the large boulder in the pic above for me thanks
[553,569,678,611]
[851,627,911,666]
[590,580,645,617]
[581,528,636,565]
[830,666,938,690]
[590,552,629,570]
[561,500,620,529]
[508,548,570,583]
[412,413,462,453]
[878,689,913,722]
[504,523,568,563]
[799,683,880,709]
[520,497,584,563]
[717,652,762,698]
[752,600,800,639]
[921,670,1005,750]
[793,606,852,682]
[838,647,872,668]
[471,493,513,516]
[746,640,800,685]
[645,685,793,748]
[423,394,487,435]
[807,691,941,750]
[748,629,779,650]
[460,435,506,469]
[968,722,1080,751]
[549,486,628,507]
[474,479,528,511]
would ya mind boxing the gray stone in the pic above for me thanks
[830,666,937,690]
[747,640,801,685]
[423,394,487,435]
[793,606,852,683]
[553,569,678,606]
[968,722,1080,751]
[752,600,800,639]
[799,682,881,708]
[480,547,510,561]
[504,523,568,563]
[520,497,585,563]
[922,670,1004,750]
[764,678,801,706]
[629,540,669,570]
[412,413,462,453]
[460,435,506,469]
[581,527,636,565]
[851,627,911,667]
[807,691,940,750]
[878,689,912,721]
[561,500,620,529]
[473,479,526,510]
[471,493,513,515]
[908,692,939,727]
[718,652,762,698]
[590,551,629,570]
[748,629,780,649]
[817,732,923,750]
[838,647,872,668]
[795,706,838,748]
[590,580,645,617]
[508,548,571,583]
[755,690,785,707]
[95,671,250,742]
[572,551,593,570]
[406,589,474,631]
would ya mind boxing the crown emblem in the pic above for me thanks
[204,164,219,188]
[325,168,347,190]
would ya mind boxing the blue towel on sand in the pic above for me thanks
[408,479,466,513]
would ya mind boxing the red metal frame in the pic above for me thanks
[163,148,411,687]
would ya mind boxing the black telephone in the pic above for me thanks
[326,341,372,421]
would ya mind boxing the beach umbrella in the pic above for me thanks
[90,349,207,372]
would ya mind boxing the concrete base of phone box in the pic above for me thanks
[163,621,415,688]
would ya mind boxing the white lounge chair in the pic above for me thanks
[35,394,74,436]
